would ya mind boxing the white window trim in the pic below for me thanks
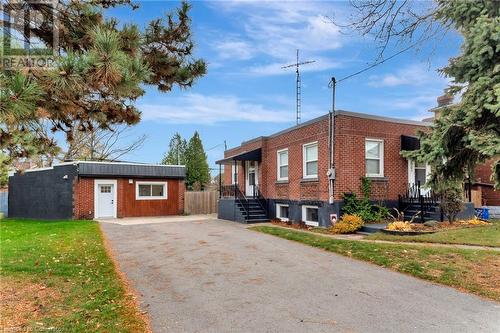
[365,138,384,178]
[231,164,237,185]
[94,179,117,219]
[302,141,319,179]
[276,203,289,221]
[302,205,319,227]
[277,148,289,181]
[135,181,168,200]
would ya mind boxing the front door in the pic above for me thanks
[408,160,431,195]
[96,182,116,218]
[245,161,258,197]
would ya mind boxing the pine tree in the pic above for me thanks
[161,133,187,165]
[1,1,206,176]
[185,131,210,190]
[404,0,500,189]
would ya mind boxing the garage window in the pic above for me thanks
[136,181,168,200]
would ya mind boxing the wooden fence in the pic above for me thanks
[184,191,218,215]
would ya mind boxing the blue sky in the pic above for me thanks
[105,1,462,172]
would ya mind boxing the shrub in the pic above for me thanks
[386,221,413,231]
[467,217,490,225]
[341,178,389,223]
[440,187,465,223]
[331,214,364,234]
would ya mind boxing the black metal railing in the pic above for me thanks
[220,184,238,198]
[398,181,441,223]
[253,184,267,213]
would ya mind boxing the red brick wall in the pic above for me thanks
[73,178,94,219]
[262,116,330,201]
[223,113,428,202]
[333,114,427,200]
[73,177,185,219]
[474,159,500,205]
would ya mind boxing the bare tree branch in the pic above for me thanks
[62,122,146,161]
[331,0,450,61]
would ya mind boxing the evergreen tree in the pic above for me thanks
[161,133,187,165]
[185,131,210,190]
[404,0,500,189]
[1,1,206,176]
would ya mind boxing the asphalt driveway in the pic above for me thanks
[100,218,500,333]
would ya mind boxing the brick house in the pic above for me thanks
[9,161,185,220]
[216,110,478,226]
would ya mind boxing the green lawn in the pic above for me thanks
[251,226,500,302]
[0,219,149,332]
[366,220,500,247]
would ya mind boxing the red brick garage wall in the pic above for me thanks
[73,177,185,219]
[73,178,94,219]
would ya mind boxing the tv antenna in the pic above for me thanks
[282,49,316,125]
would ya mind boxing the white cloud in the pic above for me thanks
[370,91,442,121]
[367,64,447,88]
[213,39,256,60]
[208,1,344,73]
[139,93,307,124]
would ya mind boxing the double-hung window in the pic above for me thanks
[277,149,288,181]
[365,139,384,177]
[231,164,238,184]
[303,142,318,179]
[136,181,168,200]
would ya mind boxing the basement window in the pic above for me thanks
[136,181,168,200]
[302,205,319,227]
[276,203,289,221]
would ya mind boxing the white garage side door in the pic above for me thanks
[95,180,117,218]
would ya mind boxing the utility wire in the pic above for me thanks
[206,143,225,151]
[337,39,426,84]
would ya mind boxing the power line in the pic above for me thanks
[337,40,423,84]
[206,143,225,151]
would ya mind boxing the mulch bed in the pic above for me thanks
[271,219,312,230]
[383,220,492,235]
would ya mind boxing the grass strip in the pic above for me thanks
[250,225,500,302]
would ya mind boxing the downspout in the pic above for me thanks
[328,77,337,204]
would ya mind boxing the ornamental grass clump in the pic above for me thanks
[331,214,364,234]
[386,221,413,232]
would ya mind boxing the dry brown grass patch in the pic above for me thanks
[0,277,62,330]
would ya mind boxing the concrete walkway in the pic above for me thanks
[255,223,500,252]
[97,214,217,225]
[100,218,499,333]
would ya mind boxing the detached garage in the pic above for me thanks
[8,161,185,220]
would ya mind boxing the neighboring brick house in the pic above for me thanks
[9,161,185,220]
[216,110,482,226]
[472,159,500,206]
